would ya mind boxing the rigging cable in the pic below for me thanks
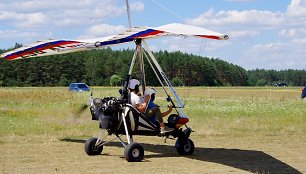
[151,0,185,22]
[198,39,207,57]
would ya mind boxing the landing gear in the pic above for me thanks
[84,137,103,155]
[175,138,194,155]
[124,142,144,162]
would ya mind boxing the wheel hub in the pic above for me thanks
[132,149,140,157]
[184,143,191,152]
[92,145,99,151]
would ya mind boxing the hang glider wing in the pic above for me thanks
[1,23,228,60]
[0,36,114,60]
[95,23,228,47]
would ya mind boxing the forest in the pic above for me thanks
[0,44,305,87]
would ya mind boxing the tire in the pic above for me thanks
[175,138,194,155]
[84,137,103,156]
[124,143,144,162]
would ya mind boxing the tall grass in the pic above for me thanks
[0,87,120,137]
[0,87,305,138]
[178,87,306,136]
[152,87,306,136]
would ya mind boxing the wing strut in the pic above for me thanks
[137,40,146,95]
[121,39,188,118]
[142,41,187,118]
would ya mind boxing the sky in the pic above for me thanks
[0,0,305,70]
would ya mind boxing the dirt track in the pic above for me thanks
[1,132,305,174]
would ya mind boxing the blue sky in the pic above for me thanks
[0,0,305,70]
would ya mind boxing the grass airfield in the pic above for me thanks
[0,87,305,173]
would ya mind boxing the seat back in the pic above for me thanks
[127,91,132,104]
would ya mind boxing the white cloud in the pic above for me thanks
[185,1,306,70]
[244,41,306,69]
[0,30,52,47]
[0,0,305,70]
[287,0,306,17]
[279,29,296,38]
[0,0,132,48]
[80,24,126,38]
[291,38,306,44]
[187,8,284,28]
[0,0,144,29]
[229,30,259,39]
[0,11,48,27]
[250,42,283,52]
[130,1,144,11]
[0,0,116,13]
[0,30,44,39]
[0,0,144,48]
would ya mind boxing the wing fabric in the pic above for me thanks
[155,23,229,40]
[95,23,228,47]
[0,39,103,60]
[1,23,228,60]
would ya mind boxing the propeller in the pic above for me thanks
[75,91,93,115]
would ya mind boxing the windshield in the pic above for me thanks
[77,84,88,88]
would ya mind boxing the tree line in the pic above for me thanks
[247,69,306,86]
[0,44,305,87]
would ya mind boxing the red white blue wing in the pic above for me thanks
[1,23,228,60]
[0,36,114,60]
[95,23,228,47]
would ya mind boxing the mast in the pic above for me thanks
[120,0,134,103]
[125,0,132,29]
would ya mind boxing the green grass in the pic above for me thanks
[0,87,305,137]
[186,97,306,135]
[1,87,306,174]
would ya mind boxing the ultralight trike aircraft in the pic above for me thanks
[1,21,228,162]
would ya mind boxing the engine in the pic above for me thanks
[90,97,121,131]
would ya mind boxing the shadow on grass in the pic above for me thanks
[60,138,301,174]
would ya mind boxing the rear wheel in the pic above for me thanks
[84,137,103,155]
[124,143,144,162]
[175,138,194,155]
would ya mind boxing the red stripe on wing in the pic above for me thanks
[196,35,222,40]
[5,40,81,60]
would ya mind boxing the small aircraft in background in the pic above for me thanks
[0,3,228,162]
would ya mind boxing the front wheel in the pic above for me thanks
[175,138,194,155]
[84,137,103,155]
[124,143,144,162]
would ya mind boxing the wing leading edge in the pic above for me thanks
[1,23,229,60]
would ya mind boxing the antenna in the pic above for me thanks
[125,0,132,29]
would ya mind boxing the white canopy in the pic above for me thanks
[1,23,228,60]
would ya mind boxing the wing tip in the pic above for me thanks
[224,35,229,40]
